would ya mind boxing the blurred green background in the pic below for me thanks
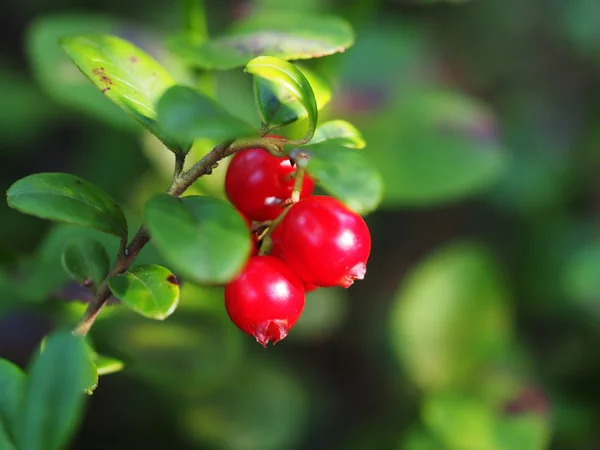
[2,0,600,448]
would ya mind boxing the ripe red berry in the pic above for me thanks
[269,226,318,292]
[224,256,305,346]
[279,196,371,288]
[225,147,315,221]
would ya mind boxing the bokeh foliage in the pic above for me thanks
[1,0,600,449]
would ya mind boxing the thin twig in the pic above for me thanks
[72,135,285,336]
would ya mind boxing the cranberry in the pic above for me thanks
[269,226,318,292]
[224,256,305,346]
[279,196,371,288]
[225,148,315,221]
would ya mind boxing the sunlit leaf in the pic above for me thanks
[247,56,318,140]
[61,34,188,151]
[109,264,180,320]
[169,12,353,70]
[307,120,365,148]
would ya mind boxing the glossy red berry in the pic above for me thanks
[269,226,318,292]
[279,196,371,288]
[225,147,315,221]
[224,256,305,346]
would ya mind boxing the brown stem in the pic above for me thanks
[72,135,286,336]
[73,227,149,336]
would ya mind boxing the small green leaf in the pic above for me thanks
[95,355,124,376]
[388,242,513,393]
[25,14,139,130]
[247,56,318,140]
[305,144,383,215]
[17,331,95,450]
[144,195,251,284]
[7,173,128,239]
[169,12,354,70]
[109,264,180,320]
[61,238,110,290]
[156,86,256,144]
[307,120,365,148]
[0,359,26,439]
[253,65,331,128]
[60,34,187,151]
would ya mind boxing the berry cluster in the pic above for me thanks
[223,144,371,346]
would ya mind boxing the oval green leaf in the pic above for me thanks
[17,331,95,450]
[247,56,318,140]
[307,120,365,149]
[388,242,513,393]
[25,14,139,131]
[60,34,188,151]
[109,264,180,320]
[0,359,26,439]
[61,237,110,290]
[305,144,383,215]
[156,86,256,143]
[7,173,128,239]
[253,65,331,128]
[169,12,354,70]
[364,88,508,207]
[144,195,251,285]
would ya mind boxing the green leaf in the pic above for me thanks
[25,14,138,131]
[60,34,187,151]
[61,237,110,290]
[388,242,513,393]
[307,120,366,148]
[169,12,354,70]
[17,331,95,450]
[7,173,128,239]
[247,56,318,140]
[109,264,180,320]
[253,65,331,128]
[364,88,507,207]
[156,86,256,144]
[144,195,251,284]
[0,359,26,439]
[423,391,551,450]
[95,355,124,376]
[305,144,383,215]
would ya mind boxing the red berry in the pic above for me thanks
[225,148,315,221]
[269,226,318,292]
[279,196,371,288]
[224,256,305,346]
